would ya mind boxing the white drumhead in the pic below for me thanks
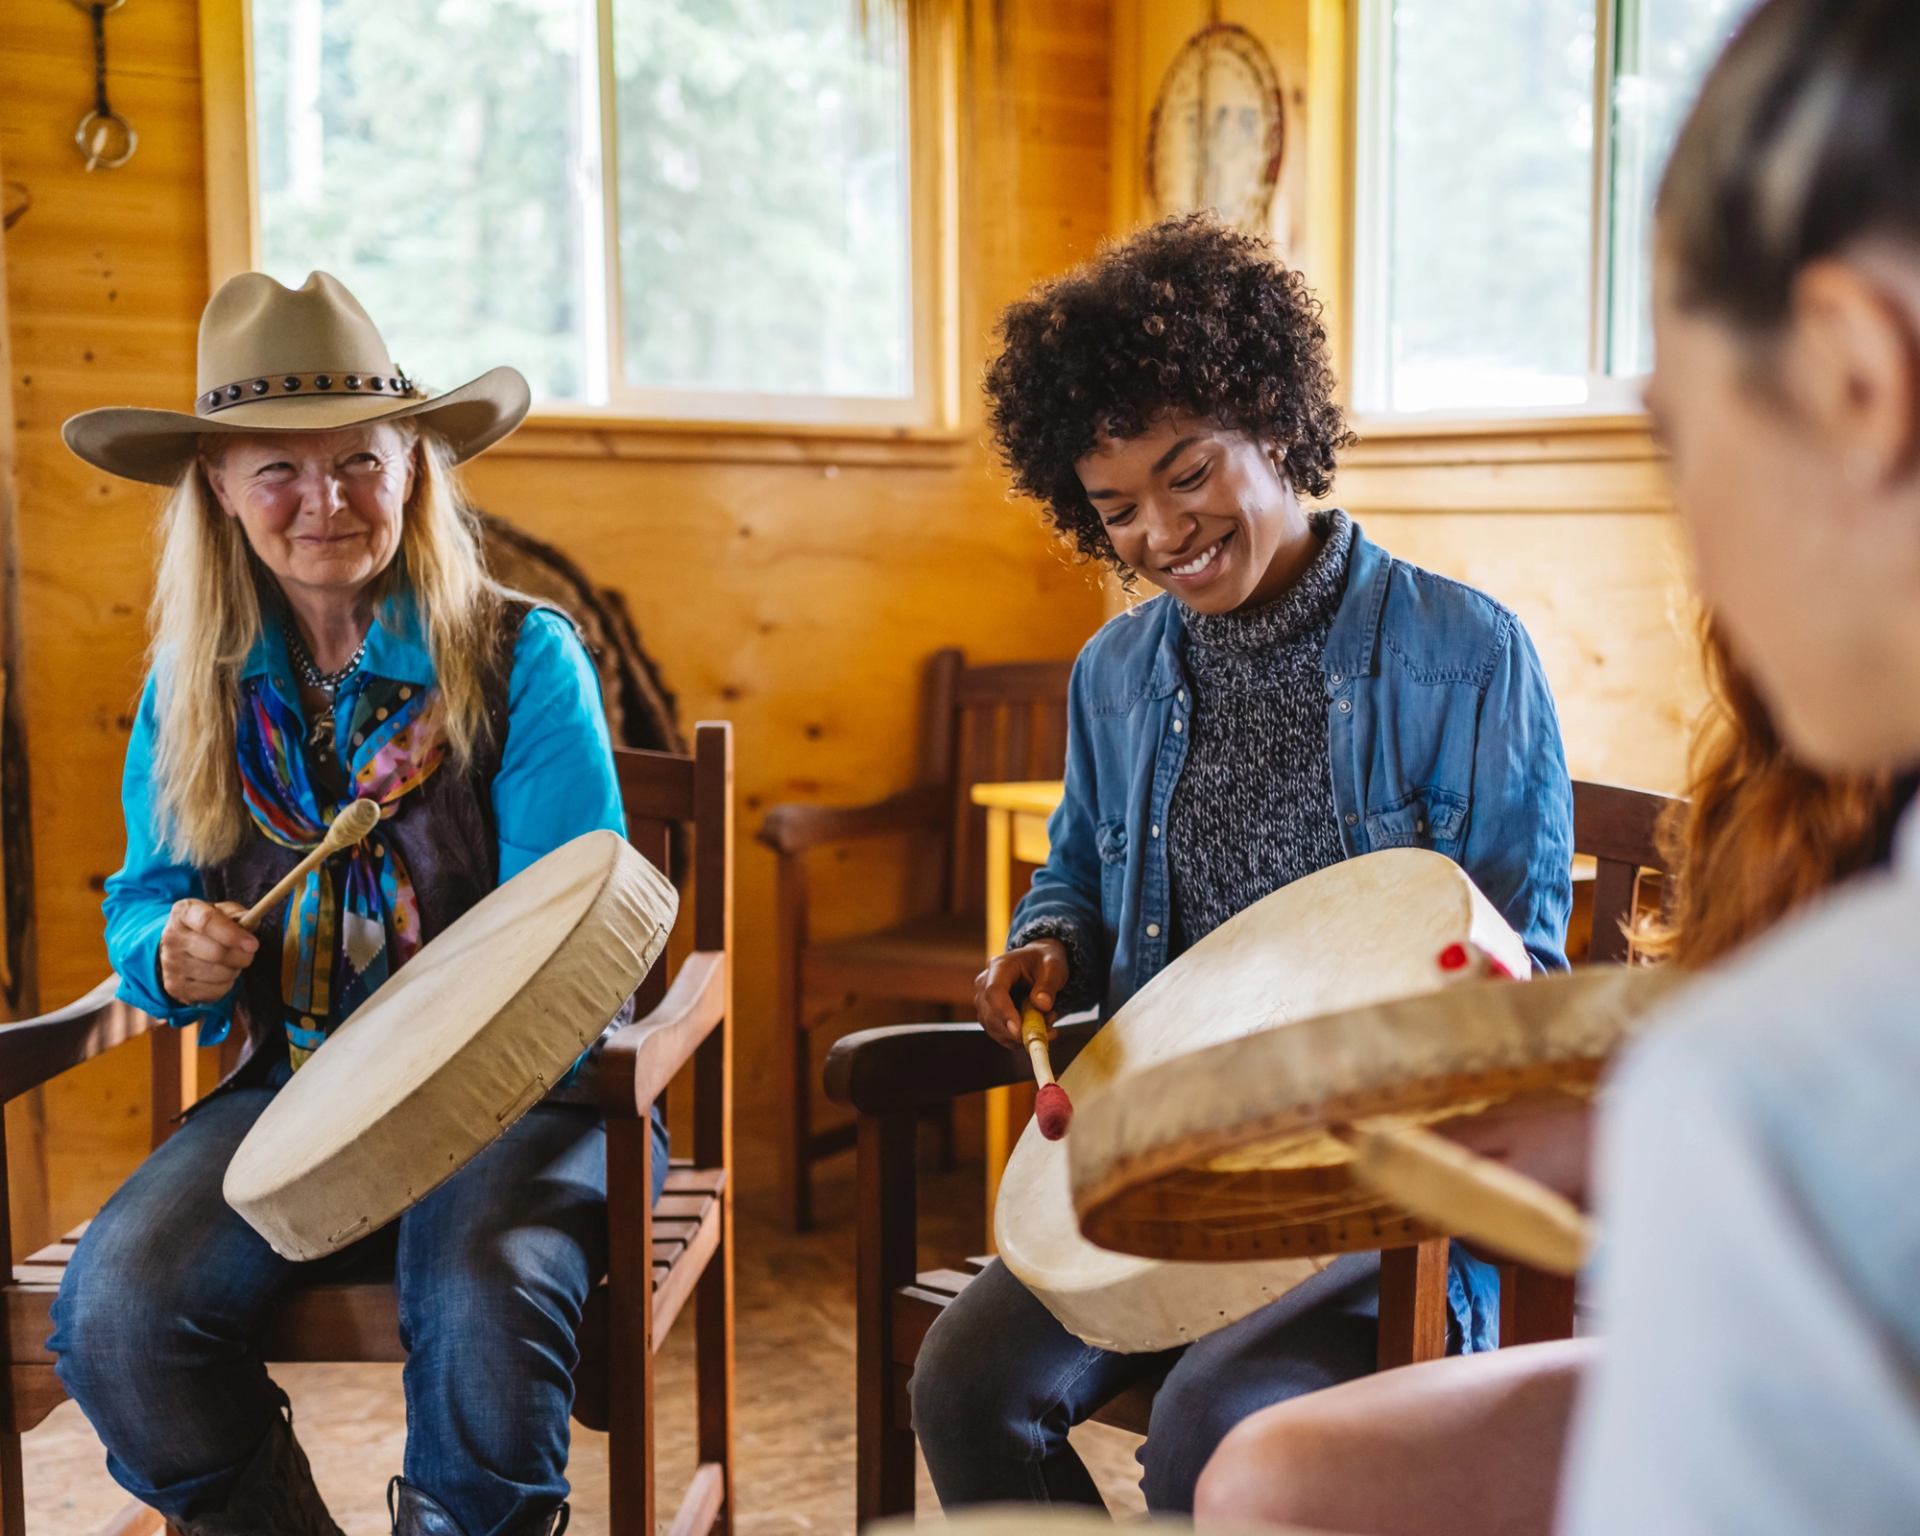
[994,848,1526,1352]
[224,830,677,1259]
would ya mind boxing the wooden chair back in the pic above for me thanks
[601,726,735,1535]
[1573,779,1675,964]
[918,649,1072,917]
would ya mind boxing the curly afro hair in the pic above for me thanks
[984,213,1351,576]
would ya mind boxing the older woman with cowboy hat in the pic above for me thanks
[48,271,658,1536]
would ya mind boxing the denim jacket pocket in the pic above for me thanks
[1364,787,1468,852]
[1095,818,1129,910]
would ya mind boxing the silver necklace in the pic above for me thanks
[285,622,368,754]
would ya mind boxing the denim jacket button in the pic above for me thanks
[1337,699,1352,714]
[1330,672,1343,686]
[1146,922,1162,938]
[1345,811,1358,826]
[1172,719,1184,733]
[1151,824,1161,838]
[1177,688,1187,704]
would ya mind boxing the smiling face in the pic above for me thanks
[202,424,414,606]
[1074,412,1315,614]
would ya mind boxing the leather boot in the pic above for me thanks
[175,1399,345,1536]
[388,1476,571,1536]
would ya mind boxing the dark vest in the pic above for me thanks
[203,596,536,1083]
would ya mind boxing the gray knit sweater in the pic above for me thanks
[1010,510,1354,992]
[1167,509,1353,950]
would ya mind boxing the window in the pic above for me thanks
[251,0,944,426]
[1353,0,1746,415]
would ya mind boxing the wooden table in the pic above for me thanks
[971,780,1065,1246]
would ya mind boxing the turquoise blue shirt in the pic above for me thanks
[103,592,627,1039]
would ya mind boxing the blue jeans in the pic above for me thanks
[911,1251,1389,1512]
[48,1079,669,1535]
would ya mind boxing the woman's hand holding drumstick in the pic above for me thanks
[974,937,1069,1050]
[156,800,382,1006]
[977,938,1075,1136]
[158,900,259,1005]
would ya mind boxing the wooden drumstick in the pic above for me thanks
[1336,1118,1594,1276]
[1021,1006,1073,1140]
[238,798,383,933]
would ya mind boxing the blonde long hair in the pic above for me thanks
[146,426,502,864]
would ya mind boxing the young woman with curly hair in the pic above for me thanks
[908,213,1578,1513]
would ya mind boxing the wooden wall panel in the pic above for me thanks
[1355,508,1702,793]
[1338,419,1704,797]
[0,140,55,1262]
[2,1,1113,1223]
[2,1,205,1248]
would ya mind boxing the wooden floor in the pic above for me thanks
[20,1159,1147,1533]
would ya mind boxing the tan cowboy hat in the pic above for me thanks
[62,270,531,485]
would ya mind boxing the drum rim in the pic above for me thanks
[224,830,678,1259]
[1067,966,1678,1264]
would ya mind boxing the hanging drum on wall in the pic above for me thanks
[1144,20,1287,237]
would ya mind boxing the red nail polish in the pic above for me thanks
[1438,943,1469,971]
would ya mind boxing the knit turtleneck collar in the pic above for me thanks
[1181,509,1354,655]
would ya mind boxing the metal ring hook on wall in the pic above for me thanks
[74,110,138,172]
[70,0,138,172]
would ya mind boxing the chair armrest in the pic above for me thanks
[824,1012,1101,1116]
[0,978,156,1103]
[756,783,948,857]
[584,950,726,1116]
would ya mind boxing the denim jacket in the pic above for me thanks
[1010,518,1574,1350]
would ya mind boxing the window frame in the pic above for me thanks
[1347,0,1665,425]
[199,0,964,450]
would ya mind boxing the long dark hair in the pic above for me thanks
[1659,0,1920,334]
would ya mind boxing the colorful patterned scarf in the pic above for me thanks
[235,674,446,1068]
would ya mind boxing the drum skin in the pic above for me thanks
[1070,964,1678,1264]
[224,830,677,1260]
[994,848,1529,1353]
